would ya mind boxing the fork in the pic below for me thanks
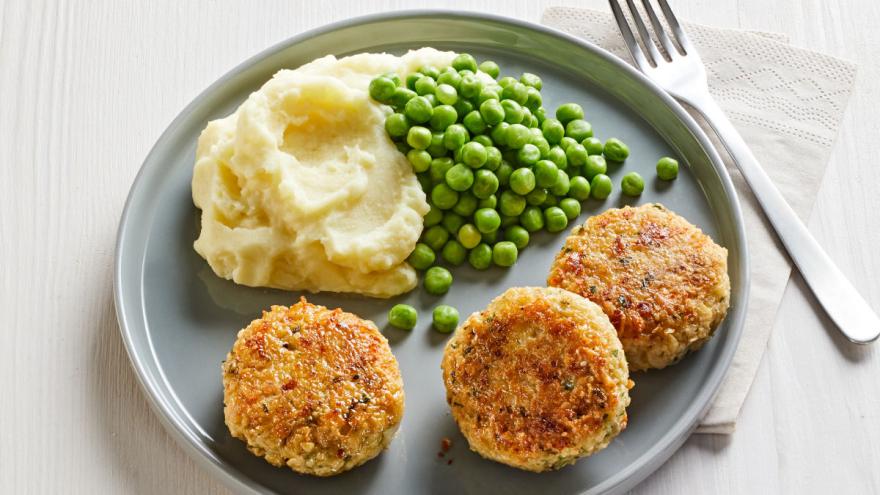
[609,0,879,344]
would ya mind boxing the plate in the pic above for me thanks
[115,11,748,495]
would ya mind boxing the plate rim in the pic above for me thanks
[114,9,749,495]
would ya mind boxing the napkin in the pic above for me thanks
[542,6,857,433]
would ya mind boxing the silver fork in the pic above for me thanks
[609,0,879,344]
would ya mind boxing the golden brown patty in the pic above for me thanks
[441,287,631,472]
[222,298,404,476]
[547,203,730,371]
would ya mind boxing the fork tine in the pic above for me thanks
[608,0,652,70]
[625,0,663,65]
[657,0,696,55]
[640,0,680,58]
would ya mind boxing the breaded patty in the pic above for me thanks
[547,203,730,371]
[441,287,631,472]
[222,298,404,476]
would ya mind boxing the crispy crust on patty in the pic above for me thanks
[547,203,730,370]
[441,287,631,472]
[222,298,404,476]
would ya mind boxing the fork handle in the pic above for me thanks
[685,91,879,344]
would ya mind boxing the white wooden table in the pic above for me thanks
[2,0,878,493]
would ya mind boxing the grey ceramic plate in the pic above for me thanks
[115,10,748,495]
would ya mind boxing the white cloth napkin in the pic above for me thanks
[542,6,857,433]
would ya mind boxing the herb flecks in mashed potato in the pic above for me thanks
[192,48,455,297]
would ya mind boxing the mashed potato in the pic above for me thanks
[193,48,457,297]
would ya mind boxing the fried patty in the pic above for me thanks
[441,287,631,472]
[547,203,730,371]
[222,298,404,476]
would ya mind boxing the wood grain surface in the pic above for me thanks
[1,0,878,493]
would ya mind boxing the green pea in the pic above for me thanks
[559,198,581,220]
[560,136,578,151]
[521,106,534,125]
[383,72,402,86]
[604,138,630,162]
[390,87,417,109]
[437,67,462,88]
[583,154,607,179]
[452,191,478,217]
[519,72,543,89]
[519,205,545,232]
[509,168,536,195]
[474,208,501,233]
[541,118,565,144]
[500,214,519,228]
[565,120,593,141]
[544,206,568,233]
[590,174,613,199]
[501,100,524,124]
[468,243,493,270]
[481,229,499,245]
[458,69,474,77]
[556,103,584,124]
[568,176,591,201]
[534,107,547,124]
[461,141,488,168]
[502,82,529,105]
[407,149,432,173]
[419,66,440,79]
[453,98,474,118]
[479,99,505,126]
[583,136,604,155]
[452,53,478,72]
[414,76,437,96]
[429,105,457,131]
[395,141,411,155]
[435,83,457,105]
[427,132,447,158]
[407,126,432,150]
[431,183,459,210]
[542,194,559,208]
[504,225,530,250]
[405,73,422,90]
[472,135,493,147]
[441,212,465,235]
[525,87,542,111]
[517,144,541,166]
[484,146,502,171]
[565,143,588,168]
[457,223,482,249]
[424,204,443,226]
[443,124,469,150]
[478,88,499,104]
[496,161,513,187]
[404,96,433,123]
[422,225,450,252]
[551,170,571,196]
[369,76,397,103]
[478,194,497,209]
[526,188,548,206]
[490,122,510,146]
[546,146,568,170]
[478,60,500,78]
[498,190,526,217]
[463,110,487,135]
[498,76,517,88]
[492,241,518,267]
[407,242,436,270]
[385,113,410,138]
[424,266,453,295]
[388,304,417,330]
[441,240,467,266]
[621,172,645,196]
[531,136,550,157]
[423,94,438,107]
[459,74,482,99]
[472,169,499,199]
[534,160,559,188]
[657,156,679,180]
[505,124,531,149]
[430,157,455,183]
[432,305,460,334]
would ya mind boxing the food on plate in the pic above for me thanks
[423,266,453,295]
[602,137,630,162]
[222,298,404,476]
[547,203,730,370]
[590,174,613,200]
[656,156,680,180]
[432,304,459,333]
[192,48,460,298]
[620,171,645,197]
[388,303,418,330]
[441,287,631,472]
